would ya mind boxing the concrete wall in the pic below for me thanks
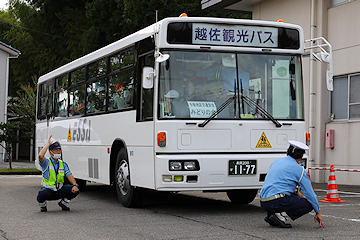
[328,1,360,76]
[325,0,360,185]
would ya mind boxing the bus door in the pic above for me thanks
[129,52,156,189]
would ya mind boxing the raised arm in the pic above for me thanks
[38,135,52,163]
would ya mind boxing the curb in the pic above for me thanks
[0,171,41,175]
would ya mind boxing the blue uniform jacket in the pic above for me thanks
[260,155,320,213]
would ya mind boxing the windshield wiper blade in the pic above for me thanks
[198,96,235,128]
[241,95,282,128]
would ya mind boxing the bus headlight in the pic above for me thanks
[169,161,182,171]
[184,161,196,170]
[169,160,199,171]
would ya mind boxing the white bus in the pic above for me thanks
[36,16,307,207]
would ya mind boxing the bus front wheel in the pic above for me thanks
[226,189,258,204]
[115,149,144,207]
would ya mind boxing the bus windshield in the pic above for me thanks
[158,51,303,120]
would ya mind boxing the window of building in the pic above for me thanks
[331,74,360,120]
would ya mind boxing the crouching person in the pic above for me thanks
[37,135,79,212]
[260,140,325,228]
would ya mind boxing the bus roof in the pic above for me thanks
[38,17,303,84]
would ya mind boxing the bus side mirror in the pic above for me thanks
[142,67,154,89]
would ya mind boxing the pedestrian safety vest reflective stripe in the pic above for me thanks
[41,158,65,191]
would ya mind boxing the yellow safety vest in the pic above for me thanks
[41,158,65,191]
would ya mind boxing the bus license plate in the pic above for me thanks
[229,160,257,175]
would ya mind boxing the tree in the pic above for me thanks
[8,80,37,139]
[0,121,20,169]
[0,82,36,168]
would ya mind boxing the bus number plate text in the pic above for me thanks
[229,160,257,175]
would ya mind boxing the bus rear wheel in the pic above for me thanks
[226,189,258,204]
[115,149,144,207]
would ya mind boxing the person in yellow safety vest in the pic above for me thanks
[36,135,79,212]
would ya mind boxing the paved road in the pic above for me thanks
[0,175,359,240]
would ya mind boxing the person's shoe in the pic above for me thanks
[58,199,70,211]
[269,214,292,228]
[264,215,278,226]
[275,212,289,221]
[39,201,47,212]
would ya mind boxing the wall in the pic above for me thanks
[325,0,360,185]
[0,49,9,161]
[328,1,360,76]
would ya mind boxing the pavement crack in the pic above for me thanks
[0,229,9,240]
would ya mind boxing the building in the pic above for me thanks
[202,0,360,185]
[0,41,21,161]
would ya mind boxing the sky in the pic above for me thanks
[0,0,8,10]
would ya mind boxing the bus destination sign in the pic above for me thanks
[192,23,278,48]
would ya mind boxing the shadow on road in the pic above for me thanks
[80,183,263,214]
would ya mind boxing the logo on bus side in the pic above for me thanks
[68,119,91,142]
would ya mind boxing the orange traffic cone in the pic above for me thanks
[319,164,346,203]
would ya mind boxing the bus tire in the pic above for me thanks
[115,149,144,208]
[226,189,258,204]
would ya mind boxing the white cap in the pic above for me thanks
[164,90,179,99]
[288,140,309,151]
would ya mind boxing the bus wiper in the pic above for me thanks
[241,95,282,128]
[237,78,281,128]
[198,95,236,128]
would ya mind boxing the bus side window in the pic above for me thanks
[108,71,134,111]
[38,81,54,119]
[138,53,155,121]
[54,90,68,118]
[87,80,106,114]
[38,84,46,118]
[47,84,53,117]
[54,74,68,118]
[69,86,85,116]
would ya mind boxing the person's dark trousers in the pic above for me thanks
[260,193,313,220]
[37,185,79,203]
